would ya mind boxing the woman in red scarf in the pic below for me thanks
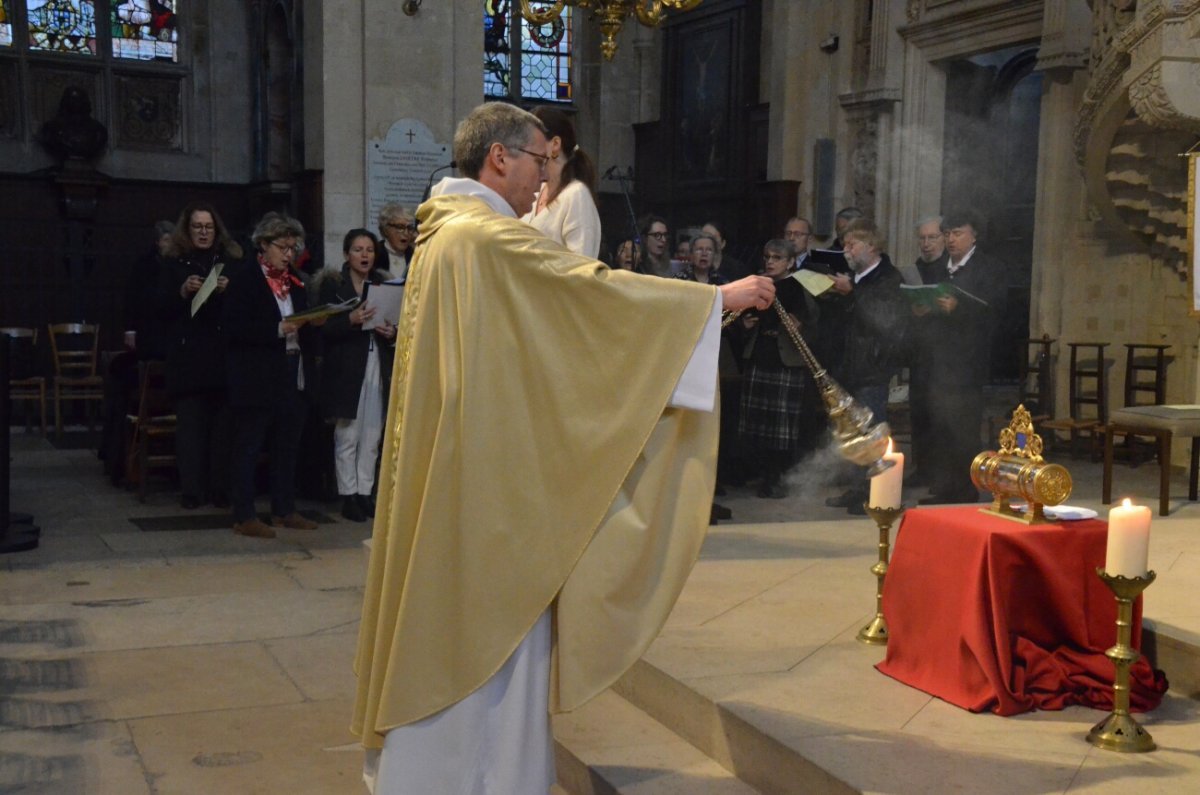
[222,213,324,539]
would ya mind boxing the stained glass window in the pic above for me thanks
[27,0,97,55]
[1,0,13,47]
[111,0,177,62]
[483,0,510,100]
[484,0,572,103]
[520,6,571,101]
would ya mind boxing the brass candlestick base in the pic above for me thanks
[857,504,904,645]
[1087,569,1156,753]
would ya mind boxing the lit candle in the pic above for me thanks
[1105,498,1151,578]
[869,438,904,509]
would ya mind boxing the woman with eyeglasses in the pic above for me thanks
[375,204,416,281]
[221,213,325,539]
[736,239,817,499]
[520,107,602,258]
[674,233,728,286]
[158,201,242,511]
[315,229,397,522]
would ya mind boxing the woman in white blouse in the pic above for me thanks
[521,107,602,257]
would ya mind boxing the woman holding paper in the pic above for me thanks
[159,202,242,510]
[316,229,398,522]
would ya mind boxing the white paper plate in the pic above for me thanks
[1043,505,1099,521]
[1009,503,1099,521]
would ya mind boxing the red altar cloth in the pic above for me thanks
[876,506,1168,716]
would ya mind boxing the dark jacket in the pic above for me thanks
[838,258,908,389]
[916,248,1006,387]
[315,265,396,420]
[222,260,319,408]
[126,247,169,361]
[738,276,818,369]
[158,247,240,397]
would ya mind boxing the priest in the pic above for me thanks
[351,102,774,793]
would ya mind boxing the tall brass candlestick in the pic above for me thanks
[1087,569,1156,753]
[857,504,904,645]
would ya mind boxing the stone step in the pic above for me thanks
[606,625,1200,795]
[1146,621,1200,698]
[554,689,760,794]
[612,660,858,795]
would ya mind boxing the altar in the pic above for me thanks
[876,505,1168,716]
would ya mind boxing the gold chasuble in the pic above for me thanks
[352,193,719,749]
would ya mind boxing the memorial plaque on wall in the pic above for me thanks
[367,119,451,222]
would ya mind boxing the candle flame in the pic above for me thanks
[886,437,893,455]
[1122,498,1132,508]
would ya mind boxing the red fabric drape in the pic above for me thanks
[876,506,1168,716]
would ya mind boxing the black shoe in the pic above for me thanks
[712,502,732,520]
[209,491,230,510]
[357,494,375,518]
[181,494,202,510]
[341,496,366,523]
[846,501,867,515]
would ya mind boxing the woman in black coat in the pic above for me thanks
[158,202,242,509]
[736,239,818,499]
[316,229,397,521]
[222,213,325,539]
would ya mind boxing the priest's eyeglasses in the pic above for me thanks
[514,147,551,172]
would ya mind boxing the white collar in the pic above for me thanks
[430,176,517,218]
[948,245,976,274]
[854,258,881,283]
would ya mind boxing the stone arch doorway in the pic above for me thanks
[941,45,1042,380]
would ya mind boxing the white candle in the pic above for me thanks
[1105,498,1151,578]
[869,438,904,509]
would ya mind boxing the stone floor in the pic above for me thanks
[3,429,1197,793]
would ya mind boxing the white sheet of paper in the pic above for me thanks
[190,262,224,317]
[362,281,405,330]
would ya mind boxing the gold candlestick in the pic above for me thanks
[857,504,904,645]
[1087,569,1156,753]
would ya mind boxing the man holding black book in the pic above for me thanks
[913,211,1005,504]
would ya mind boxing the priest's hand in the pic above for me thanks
[720,275,774,312]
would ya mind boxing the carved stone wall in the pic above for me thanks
[1075,0,1200,275]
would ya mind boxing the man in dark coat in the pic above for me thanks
[824,219,908,512]
[907,216,949,488]
[914,211,1005,504]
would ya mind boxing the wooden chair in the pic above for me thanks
[1042,342,1108,458]
[2,327,47,435]
[126,360,177,502]
[48,322,104,439]
[989,336,1055,439]
[1018,335,1055,422]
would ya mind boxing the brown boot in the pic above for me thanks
[233,518,276,539]
[271,513,318,530]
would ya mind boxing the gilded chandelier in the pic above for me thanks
[520,0,703,61]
